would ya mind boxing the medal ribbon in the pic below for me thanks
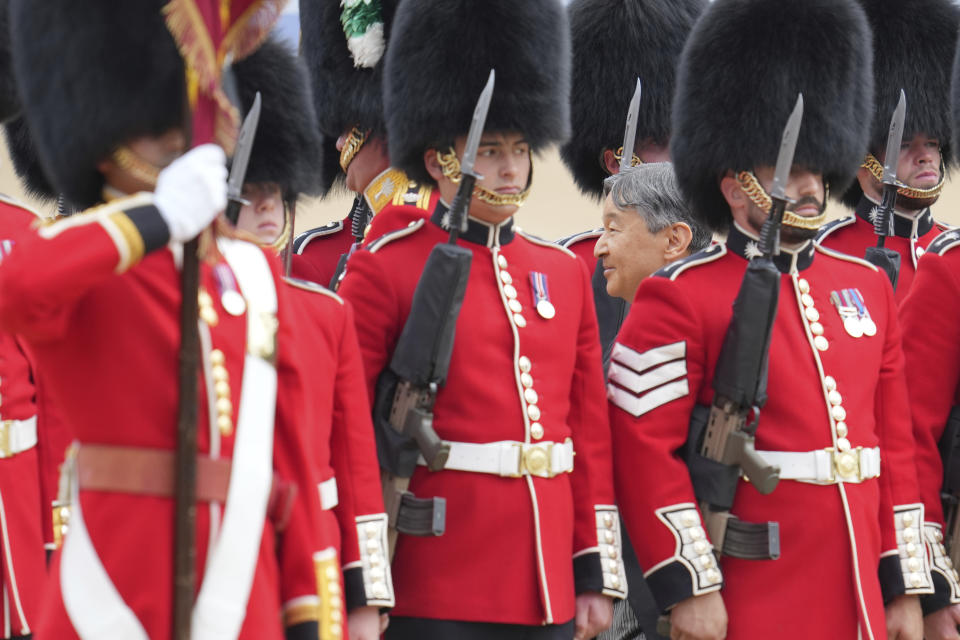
[529,271,550,307]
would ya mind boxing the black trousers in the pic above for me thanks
[387,617,576,640]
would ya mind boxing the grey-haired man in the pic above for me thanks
[595,163,711,303]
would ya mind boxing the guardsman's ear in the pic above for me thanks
[719,171,745,212]
[424,149,444,183]
[602,148,620,175]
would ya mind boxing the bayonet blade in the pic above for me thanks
[882,90,906,186]
[460,70,495,178]
[619,78,642,172]
[227,91,261,202]
[770,93,803,202]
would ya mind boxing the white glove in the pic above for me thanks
[153,144,227,243]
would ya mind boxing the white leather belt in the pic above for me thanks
[755,446,880,484]
[418,438,575,478]
[318,477,339,510]
[0,416,37,458]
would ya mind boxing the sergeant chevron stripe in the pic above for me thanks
[607,341,688,417]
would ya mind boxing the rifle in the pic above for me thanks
[686,95,804,557]
[374,70,495,557]
[864,90,906,289]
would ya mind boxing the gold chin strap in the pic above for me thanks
[611,146,643,170]
[112,146,161,188]
[736,171,827,231]
[436,147,531,207]
[267,205,292,252]
[339,127,367,172]
[862,153,944,200]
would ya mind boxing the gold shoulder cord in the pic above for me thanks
[436,147,531,207]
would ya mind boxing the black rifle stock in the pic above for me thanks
[374,243,471,475]
[693,256,781,550]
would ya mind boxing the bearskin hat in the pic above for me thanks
[842,0,959,207]
[671,0,873,232]
[384,0,571,185]
[300,0,400,194]
[2,117,56,201]
[560,0,706,199]
[233,38,323,203]
[9,0,186,209]
[0,0,19,123]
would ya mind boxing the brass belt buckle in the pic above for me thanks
[522,442,554,478]
[0,420,13,458]
[833,447,862,482]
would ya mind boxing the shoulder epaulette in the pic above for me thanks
[0,192,43,219]
[368,218,427,253]
[558,228,602,248]
[282,276,344,304]
[364,168,434,214]
[814,215,856,245]
[935,220,956,233]
[925,229,960,256]
[813,243,879,271]
[517,229,576,258]
[293,220,345,254]
[655,243,726,281]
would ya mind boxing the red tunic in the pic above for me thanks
[611,224,925,639]
[0,194,338,639]
[281,278,394,612]
[338,204,622,626]
[0,196,51,637]
[817,196,949,305]
[292,169,437,287]
[560,228,601,267]
[899,229,960,613]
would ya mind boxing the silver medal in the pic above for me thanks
[221,290,247,316]
[843,315,863,338]
[860,317,877,337]
[536,299,556,320]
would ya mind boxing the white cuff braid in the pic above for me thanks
[153,144,227,243]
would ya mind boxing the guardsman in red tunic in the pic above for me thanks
[817,0,959,305]
[337,1,623,638]
[0,191,51,639]
[557,0,706,363]
[292,0,436,288]
[4,2,343,638]
[899,230,960,639]
[0,15,68,636]
[231,40,394,640]
[611,1,929,638]
[897,24,960,636]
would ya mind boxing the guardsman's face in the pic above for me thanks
[337,130,391,193]
[429,131,532,225]
[235,182,285,244]
[726,166,825,245]
[98,128,187,195]
[883,134,941,190]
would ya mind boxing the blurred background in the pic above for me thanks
[4,0,959,238]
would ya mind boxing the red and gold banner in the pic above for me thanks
[162,0,286,152]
